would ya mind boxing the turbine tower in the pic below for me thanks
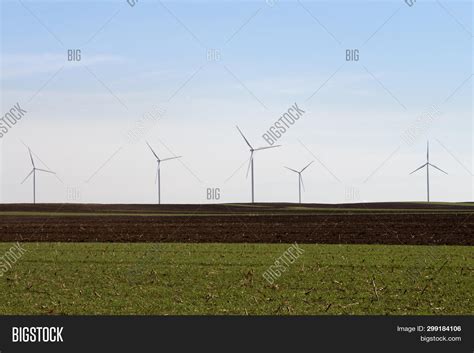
[285,161,314,204]
[146,141,181,204]
[236,126,281,203]
[21,147,55,204]
[409,141,447,202]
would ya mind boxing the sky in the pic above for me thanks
[0,0,472,204]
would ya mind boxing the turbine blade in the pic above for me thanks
[21,170,34,184]
[300,174,305,191]
[300,160,314,173]
[236,126,253,149]
[160,156,182,162]
[427,140,429,162]
[155,166,159,184]
[253,145,281,151]
[246,152,253,178]
[28,148,35,168]
[409,163,427,175]
[429,163,448,175]
[284,166,299,173]
[146,141,160,160]
[35,168,55,174]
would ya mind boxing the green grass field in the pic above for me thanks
[0,243,472,315]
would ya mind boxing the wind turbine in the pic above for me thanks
[21,147,55,204]
[146,141,181,204]
[284,161,314,204]
[236,126,281,203]
[409,141,447,202]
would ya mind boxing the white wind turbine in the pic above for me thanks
[21,147,56,204]
[146,141,181,204]
[409,141,447,202]
[236,126,281,203]
[285,161,314,204]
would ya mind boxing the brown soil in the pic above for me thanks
[0,203,473,245]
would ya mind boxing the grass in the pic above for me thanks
[0,243,472,315]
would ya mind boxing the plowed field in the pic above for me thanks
[0,203,472,245]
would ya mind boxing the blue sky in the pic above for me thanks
[0,0,472,204]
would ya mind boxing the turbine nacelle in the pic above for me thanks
[285,161,314,203]
[146,141,181,163]
[21,147,55,204]
[146,141,182,204]
[409,141,447,202]
[236,125,281,203]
